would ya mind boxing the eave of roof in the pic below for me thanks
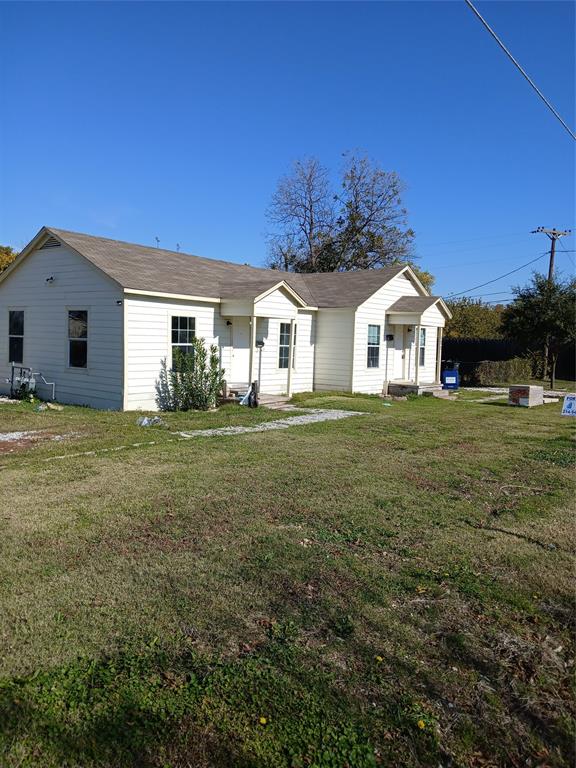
[3,227,435,310]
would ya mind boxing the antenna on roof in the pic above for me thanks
[176,243,180,252]
[155,237,160,249]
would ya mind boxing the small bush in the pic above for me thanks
[156,337,224,411]
[475,357,531,386]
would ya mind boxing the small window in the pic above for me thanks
[8,310,24,363]
[419,328,426,367]
[279,322,290,369]
[171,316,195,368]
[68,310,88,368]
[367,324,380,368]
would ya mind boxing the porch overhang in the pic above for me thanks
[386,295,452,327]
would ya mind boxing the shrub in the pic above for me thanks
[155,337,224,411]
[475,357,531,386]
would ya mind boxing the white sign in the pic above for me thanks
[561,394,576,416]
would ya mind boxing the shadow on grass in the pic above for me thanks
[0,641,379,768]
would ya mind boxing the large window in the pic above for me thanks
[8,311,24,364]
[278,322,296,369]
[171,316,195,368]
[68,310,88,368]
[367,324,380,368]
[419,328,426,367]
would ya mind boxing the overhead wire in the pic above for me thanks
[464,0,576,140]
[446,250,549,298]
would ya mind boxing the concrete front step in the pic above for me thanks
[387,382,443,397]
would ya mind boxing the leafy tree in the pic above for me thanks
[266,153,417,276]
[445,298,504,339]
[501,273,576,389]
[0,245,18,272]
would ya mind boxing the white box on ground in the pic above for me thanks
[508,385,544,408]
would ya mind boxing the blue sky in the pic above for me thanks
[0,1,574,298]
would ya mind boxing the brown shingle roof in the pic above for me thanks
[387,296,442,313]
[46,228,412,309]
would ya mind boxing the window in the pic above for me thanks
[68,310,88,368]
[367,324,380,368]
[279,322,291,369]
[8,311,24,363]
[419,328,426,367]
[171,316,195,368]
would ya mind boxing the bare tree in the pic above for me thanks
[266,153,415,274]
[266,158,334,271]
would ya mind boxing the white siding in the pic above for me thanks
[313,309,354,391]
[250,311,314,395]
[124,295,227,410]
[421,303,446,327]
[254,287,298,318]
[352,272,421,393]
[417,326,438,384]
[0,245,123,409]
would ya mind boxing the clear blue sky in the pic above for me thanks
[0,1,574,298]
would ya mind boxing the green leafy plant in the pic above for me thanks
[155,337,224,411]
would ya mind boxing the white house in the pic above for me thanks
[0,227,451,410]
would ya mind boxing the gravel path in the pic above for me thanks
[461,386,570,397]
[176,409,364,438]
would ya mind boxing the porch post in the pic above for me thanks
[249,315,257,386]
[436,327,443,384]
[287,318,295,396]
[414,324,421,385]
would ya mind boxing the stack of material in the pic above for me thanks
[508,385,544,408]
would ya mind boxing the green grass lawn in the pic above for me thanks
[0,394,574,767]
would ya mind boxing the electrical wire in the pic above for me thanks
[464,0,576,141]
[446,251,549,298]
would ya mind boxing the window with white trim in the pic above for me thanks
[419,328,426,367]
[171,316,195,368]
[8,311,24,363]
[279,322,291,369]
[367,324,380,368]
[68,310,88,368]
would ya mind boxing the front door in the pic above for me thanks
[230,318,250,383]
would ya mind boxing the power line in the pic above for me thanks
[465,291,515,298]
[446,250,549,298]
[464,0,576,141]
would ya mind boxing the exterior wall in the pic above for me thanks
[313,308,355,391]
[352,272,421,393]
[124,294,227,410]
[250,310,314,395]
[418,326,439,383]
[254,287,299,318]
[0,244,124,409]
[421,303,446,327]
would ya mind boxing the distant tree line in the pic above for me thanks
[445,274,575,388]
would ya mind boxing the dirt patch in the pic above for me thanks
[0,430,71,454]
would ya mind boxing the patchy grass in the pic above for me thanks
[0,394,574,767]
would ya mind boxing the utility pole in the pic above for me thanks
[531,227,571,283]
[531,227,571,383]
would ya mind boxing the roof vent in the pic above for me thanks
[40,236,61,249]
